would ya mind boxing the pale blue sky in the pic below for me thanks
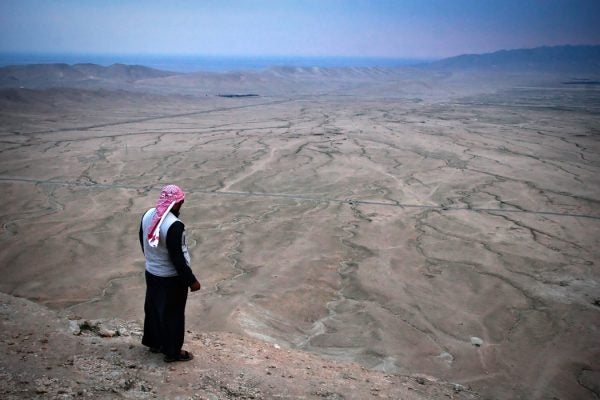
[1,0,599,58]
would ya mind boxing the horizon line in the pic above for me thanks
[0,43,597,60]
[0,51,437,60]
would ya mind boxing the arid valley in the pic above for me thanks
[1,53,599,399]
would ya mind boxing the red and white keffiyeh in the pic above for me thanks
[147,184,185,247]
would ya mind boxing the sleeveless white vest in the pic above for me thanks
[141,208,191,277]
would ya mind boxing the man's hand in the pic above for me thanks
[190,280,201,292]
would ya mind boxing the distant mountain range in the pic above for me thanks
[428,45,600,72]
[0,63,175,87]
[0,45,598,91]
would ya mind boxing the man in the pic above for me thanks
[139,184,201,362]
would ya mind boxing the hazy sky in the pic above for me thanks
[1,0,599,59]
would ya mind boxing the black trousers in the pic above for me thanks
[142,271,188,358]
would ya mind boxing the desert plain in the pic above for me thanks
[0,64,599,399]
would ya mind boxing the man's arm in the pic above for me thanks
[139,218,145,254]
[166,221,200,290]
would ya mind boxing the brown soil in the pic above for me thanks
[1,68,599,400]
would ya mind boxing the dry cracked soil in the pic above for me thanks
[0,68,599,399]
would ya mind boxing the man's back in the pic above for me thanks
[141,208,180,278]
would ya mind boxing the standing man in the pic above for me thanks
[139,184,201,362]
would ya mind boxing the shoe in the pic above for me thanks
[164,350,193,363]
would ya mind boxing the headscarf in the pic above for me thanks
[147,184,185,247]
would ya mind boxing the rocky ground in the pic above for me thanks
[0,292,479,400]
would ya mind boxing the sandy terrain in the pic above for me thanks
[0,68,599,399]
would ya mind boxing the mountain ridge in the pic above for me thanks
[0,62,176,87]
[1,45,599,79]
[428,44,600,72]
[0,45,597,94]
